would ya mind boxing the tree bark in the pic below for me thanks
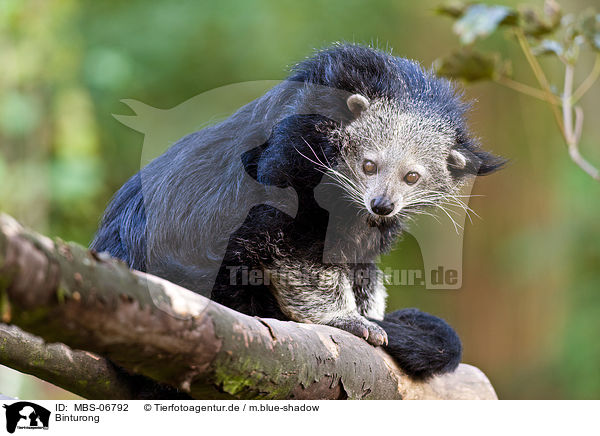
[0,324,187,399]
[0,213,497,400]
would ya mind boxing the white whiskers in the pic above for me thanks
[294,138,366,210]
[293,139,480,234]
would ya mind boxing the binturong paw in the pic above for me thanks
[328,315,388,347]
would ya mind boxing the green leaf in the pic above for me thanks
[434,48,499,82]
[453,4,517,45]
[578,11,600,52]
[543,0,562,28]
[520,1,562,38]
[531,39,564,57]
[565,36,586,64]
[435,1,469,19]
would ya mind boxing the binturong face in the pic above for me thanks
[330,93,503,226]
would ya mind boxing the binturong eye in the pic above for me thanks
[404,171,420,185]
[363,160,377,175]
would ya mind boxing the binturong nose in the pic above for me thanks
[370,196,394,216]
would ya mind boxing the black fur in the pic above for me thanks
[92,43,502,382]
[290,44,506,178]
[372,309,462,379]
[92,173,147,271]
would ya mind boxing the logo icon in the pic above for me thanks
[3,402,50,433]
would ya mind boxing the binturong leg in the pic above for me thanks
[268,261,388,346]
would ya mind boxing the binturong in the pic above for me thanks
[91,43,505,380]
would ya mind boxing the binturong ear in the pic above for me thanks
[448,146,506,177]
[448,149,468,170]
[346,94,370,117]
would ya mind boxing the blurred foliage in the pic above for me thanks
[435,0,600,181]
[0,0,599,399]
[435,0,600,80]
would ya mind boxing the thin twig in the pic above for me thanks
[515,29,599,181]
[495,76,561,105]
[562,63,600,181]
[572,54,600,104]
[515,29,565,135]
[563,64,575,143]
[567,138,600,180]
[574,106,583,145]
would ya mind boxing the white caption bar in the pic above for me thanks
[0,400,597,435]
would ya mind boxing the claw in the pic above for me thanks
[328,315,387,347]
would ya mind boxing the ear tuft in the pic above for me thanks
[448,149,467,170]
[448,146,507,177]
[346,94,370,116]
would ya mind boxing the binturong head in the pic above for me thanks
[334,90,505,223]
[289,44,506,226]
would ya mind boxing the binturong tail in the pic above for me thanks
[371,308,462,380]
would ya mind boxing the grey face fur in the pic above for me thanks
[331,94,471,222]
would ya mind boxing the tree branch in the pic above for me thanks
[0,213,497,400]
[0,323,188,399]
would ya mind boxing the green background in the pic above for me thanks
[1,0,599,399]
